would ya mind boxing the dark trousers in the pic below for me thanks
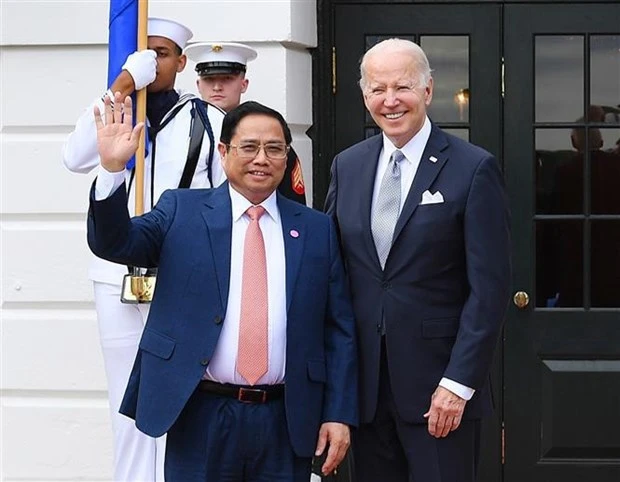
[352,341,480,482]
[165,387,312,482]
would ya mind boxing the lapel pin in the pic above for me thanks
[429,156,438,163]
[289,229,299,238]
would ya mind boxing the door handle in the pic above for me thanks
[513,291,530,309]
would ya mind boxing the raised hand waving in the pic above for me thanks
[93,92,145,173]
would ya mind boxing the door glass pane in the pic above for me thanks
[591,128,620,215]
[535,129,580,214]
[600,128,620,152]
[535,36,584,123]
[591,221,620,307]
[536,220,583,308]
[590,36,620,112]
[443,128,469,142]
[421,36,470,123]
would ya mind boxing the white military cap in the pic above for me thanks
[148,17,193,50]
[185,42,258,76]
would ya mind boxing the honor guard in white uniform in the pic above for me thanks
[186,42,307,205]
[62,18,225,482]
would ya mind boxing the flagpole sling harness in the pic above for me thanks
[121,97,216,303]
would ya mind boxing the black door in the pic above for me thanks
[503,4,620,481]
[318,1,620,481]
[319,3,503,481]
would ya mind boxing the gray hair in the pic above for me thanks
[359,38,432,92]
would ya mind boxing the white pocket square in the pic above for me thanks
[420,190,444,205]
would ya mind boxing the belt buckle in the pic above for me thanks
[238,387,267,403]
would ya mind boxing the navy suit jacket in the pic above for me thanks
[88,182,358,457]
[325,125,511,424]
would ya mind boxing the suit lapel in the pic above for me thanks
[278,195,305,312]
[201,183,233,310]
[392,125,450,244]
[359,136,384,267]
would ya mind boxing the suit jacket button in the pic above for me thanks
[200,359,209,366]
[382,282,391,289]
[214,315,223,324]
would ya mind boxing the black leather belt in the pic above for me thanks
[198,380,284,404]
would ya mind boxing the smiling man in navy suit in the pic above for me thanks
[88,96,358,481]
[325,38,511,482]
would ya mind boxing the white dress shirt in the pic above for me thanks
[95,167,126,200]
[205,186,287,385]
[371,116,431,214]
[371,116,475,401]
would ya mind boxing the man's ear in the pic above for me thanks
[362,91,371,112]
[177,54,187,73]
[241,78,249,94]
[217,142,228,160]
[424,77,434,106]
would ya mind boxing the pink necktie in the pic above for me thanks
[237,205,268,385]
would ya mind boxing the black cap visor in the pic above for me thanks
[196,61,246,77]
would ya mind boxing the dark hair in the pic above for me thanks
[220,101,292,145]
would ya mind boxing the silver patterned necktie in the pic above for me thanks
[371,149,405,269]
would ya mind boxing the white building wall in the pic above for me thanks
[0,1,316,480]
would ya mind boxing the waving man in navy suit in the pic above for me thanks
[88,96,358,481]
[325,38,511,482]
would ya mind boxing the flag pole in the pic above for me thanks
[134,0,148,216]
[124,0,154,304]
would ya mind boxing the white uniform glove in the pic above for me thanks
[122,50,157,90]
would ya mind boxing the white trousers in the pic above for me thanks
[94,282,165,482]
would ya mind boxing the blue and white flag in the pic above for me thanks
[107,0,144,169]
[107,0,138,87]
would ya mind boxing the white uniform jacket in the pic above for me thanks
[63,90,226,285]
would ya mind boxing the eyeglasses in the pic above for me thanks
[227,143,290,160]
